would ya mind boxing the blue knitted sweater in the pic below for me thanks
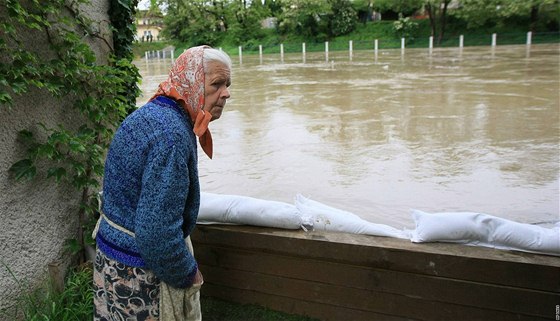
[97,96,200,288]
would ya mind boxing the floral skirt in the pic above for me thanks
[93,249,160,321]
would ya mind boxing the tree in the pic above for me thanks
[372,0,424,19]
[225,0,271,46]
[162,0,226,47]
[277,0,331,40]
[424,0,451,45]
[455,0,559,32]
[327,0,357,37]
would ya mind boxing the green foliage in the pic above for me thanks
[2,0,139,256]
[327,0,357,37]
[1,263,94,321]
[371,0,423,16]
[393,13,419,40]
[453,0,559,31]
[277,0,331,41]
[163,0,228,47]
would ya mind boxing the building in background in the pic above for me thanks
[135,10,164,42]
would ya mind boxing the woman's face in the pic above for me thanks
[203,61,231,121]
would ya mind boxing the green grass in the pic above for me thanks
[2,264,317,321]
[1,264,93,321]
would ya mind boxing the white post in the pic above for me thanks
[145,51,148,63]
[526,31,532,45]
[238,46,243,65]
[492,33,497,47]
[171,50,174,65]
[302,42,306,63]
[325,41,329,62]
[459,35,464,48]
[280,43,284,63]
[349,40,353,61]
[374,39,378,61]
[259,45,263,64]
[429,36,433,49]
[401,38,405,50]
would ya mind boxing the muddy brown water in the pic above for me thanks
[135,44,559,228]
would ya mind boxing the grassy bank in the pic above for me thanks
[165,19,558,57]
[2,265,317,321]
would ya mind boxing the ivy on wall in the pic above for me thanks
[1,0,140,257]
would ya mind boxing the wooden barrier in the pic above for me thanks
[191,225,560,321]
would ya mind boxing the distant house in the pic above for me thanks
[135,10,164,42]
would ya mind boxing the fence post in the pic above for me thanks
[526,31,532,45]
[429,36,433,49]
[238,46,242,65]
[325,41,329,62]
[349,40,353,61]
[492,33,497,47]
[302,42,306,63]
[459,35,464,48]
[259,45,263,64]
[280,43,284,63]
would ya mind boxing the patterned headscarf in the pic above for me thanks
[150,45,214,158]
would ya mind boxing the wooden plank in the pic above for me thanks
[202,283,416,321]
[192,225,560,292]
[199,265,547,321]
[194,244,558,317]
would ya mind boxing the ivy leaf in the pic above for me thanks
[9,159,36,181]
[69,140,86,153]
[18,129,34,144]
[47,167,67,182]
[0,92,13,106]
[64,238,82,255]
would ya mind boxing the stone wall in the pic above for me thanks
[0,0,112,316]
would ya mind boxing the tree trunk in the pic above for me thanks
[529,4,539,32]
[426,2,436,38]
[437,0,451,45]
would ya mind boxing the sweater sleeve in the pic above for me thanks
[135,141,197,289]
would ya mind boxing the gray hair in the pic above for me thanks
[203,48,232,72]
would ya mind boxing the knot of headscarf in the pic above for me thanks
[150,45,214,158]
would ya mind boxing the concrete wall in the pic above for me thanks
[0,0,112,316]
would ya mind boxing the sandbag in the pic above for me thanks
[198,192,306,230]
[410,209,560,256]
[295,194,409,239]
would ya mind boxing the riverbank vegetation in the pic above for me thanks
[137,0,559,57]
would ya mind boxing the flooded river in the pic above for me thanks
[135,44,559,228]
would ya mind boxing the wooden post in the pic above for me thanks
[48,260,65,294]
[238,46,242,65]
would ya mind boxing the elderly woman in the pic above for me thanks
[93,46,232,320]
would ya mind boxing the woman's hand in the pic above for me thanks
[193,268,204,286]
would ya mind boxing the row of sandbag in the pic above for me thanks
[198,192,560,257]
